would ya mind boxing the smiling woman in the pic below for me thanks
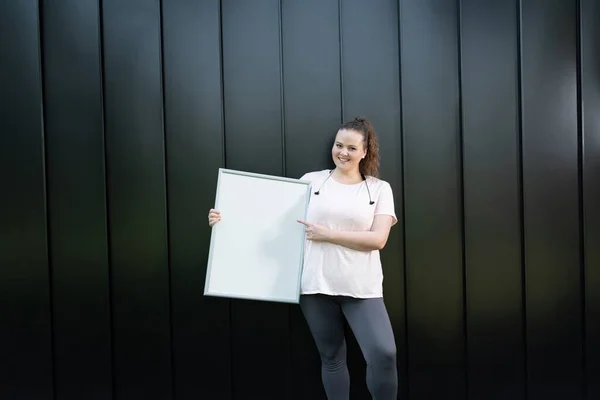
[332,116,380,178]
[207,116,398,399]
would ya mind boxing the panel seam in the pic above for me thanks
[157,0,176,398]
[516,1,529,398]
[276,1,293,399]
[338,0,344,123]
[36,1,57,398]
[278,0,286,177]
[575,0,587,397]
[97,0,117,397]
[217,1,234,398]
[456,0,469,397]
[397,0,410,398]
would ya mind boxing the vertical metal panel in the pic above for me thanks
[101,0,173,398]
[161,0,231,398]
[41,0,113,398]
[221,0,284,175]
[520,0,583,397]
[399,0,466,398]
[460,0,525,398]
[340,0,405,398]
[281,0,341,398]
[221,0,290,398]
[281,0,341,180]
[0,1,54,398]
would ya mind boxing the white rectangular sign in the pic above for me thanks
[204,168,311,304]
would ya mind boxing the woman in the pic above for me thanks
[208,116,398,399]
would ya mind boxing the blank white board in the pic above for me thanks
[204,168,312,304]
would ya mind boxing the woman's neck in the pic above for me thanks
[331,168,362,184]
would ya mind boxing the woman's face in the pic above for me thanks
[331,129,366,173]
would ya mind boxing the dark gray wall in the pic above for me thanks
[1,0,598,399]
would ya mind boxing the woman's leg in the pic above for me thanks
[299,294,349,400]
[341,297,398,400]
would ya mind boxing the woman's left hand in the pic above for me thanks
[297,220,331,241]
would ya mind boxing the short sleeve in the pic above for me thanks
[374,182,397,226]
[299,171,317,182]
[299,172,317,200]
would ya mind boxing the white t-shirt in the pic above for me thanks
[299,169,397,298]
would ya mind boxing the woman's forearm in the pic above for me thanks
[325,230,387,252]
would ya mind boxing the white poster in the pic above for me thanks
[204,168,311,304]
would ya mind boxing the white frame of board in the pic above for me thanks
[203,168,312,304]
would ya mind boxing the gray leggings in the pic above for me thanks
[299,294,398,400]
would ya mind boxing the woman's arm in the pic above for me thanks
[297,215,394,252]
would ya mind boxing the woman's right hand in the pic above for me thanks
[208,208,221,226]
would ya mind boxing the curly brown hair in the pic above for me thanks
[339,116,380,178]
